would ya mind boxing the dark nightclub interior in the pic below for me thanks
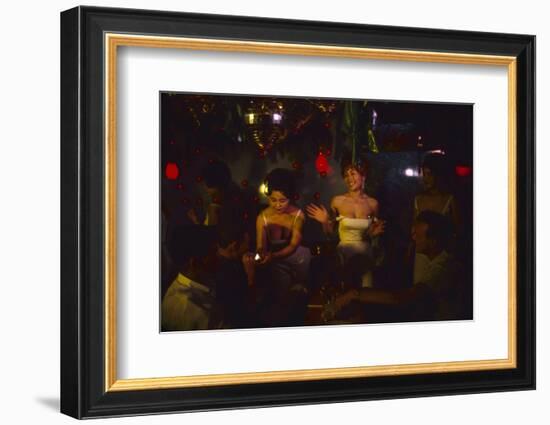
[160,92,473,331]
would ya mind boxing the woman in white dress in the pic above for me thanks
[306,158,385,287]
[413,153,460,227]
[412,153,461,282]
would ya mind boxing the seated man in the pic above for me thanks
[334,210,467,322]
[161,226,218,331]
[161,208,257,331]
[411,210,464,320]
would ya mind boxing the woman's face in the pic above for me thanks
[205,185,222,203]
[268,190,290,213]
[422,167,436,190]
[343,167,365,192]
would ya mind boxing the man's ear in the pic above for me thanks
[427,237,438,252]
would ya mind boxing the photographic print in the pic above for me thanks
[160,93,474,331]
[61,7,535,417]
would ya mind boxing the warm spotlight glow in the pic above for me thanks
[259,182,269,196]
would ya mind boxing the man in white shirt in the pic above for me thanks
[411,210,464,320]
[334,210,466,322]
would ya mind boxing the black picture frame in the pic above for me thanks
[61,5,535,419]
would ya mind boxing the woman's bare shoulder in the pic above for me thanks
[286,205,300,215]
[331,195,346,206]
[366,195,378,207]
[257,207,270,220]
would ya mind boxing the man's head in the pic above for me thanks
[412,210,452,259]
[202,160,232,200]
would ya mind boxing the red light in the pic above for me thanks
[165,162,179,180]
[241,179,249,187]
[196,176,203,183]
[315,152,329,174]
[176,183,185,191]
[455,165,472,177]
[313,192,321,200]
[293,194,300,201]
[292,161,301,170]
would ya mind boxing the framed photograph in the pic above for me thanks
[60,6,535,419]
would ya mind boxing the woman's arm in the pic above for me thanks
[366,198,385,237]
[449,195,462,235]
[306,197,337,234]
[205,203,221,226]
[271,212,305,259]
[326,198,338,234]
[256,213,267,255]
[335,284,431,312]
[413,195,420,220]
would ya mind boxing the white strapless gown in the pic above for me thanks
[337,216,374,287]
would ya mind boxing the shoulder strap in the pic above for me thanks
[262,212,271,243]
[442,195,453,214]
[293,209,302,225]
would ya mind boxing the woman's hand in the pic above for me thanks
[306,204,329,224]
[256,252,273,265]
[367,218,385,237]
[242,253,257,287]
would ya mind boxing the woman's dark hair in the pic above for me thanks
[265,168,297,200]
[340,155,368,177]
[421,153,448,179]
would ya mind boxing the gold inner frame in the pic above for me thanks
[104,33,517,392]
